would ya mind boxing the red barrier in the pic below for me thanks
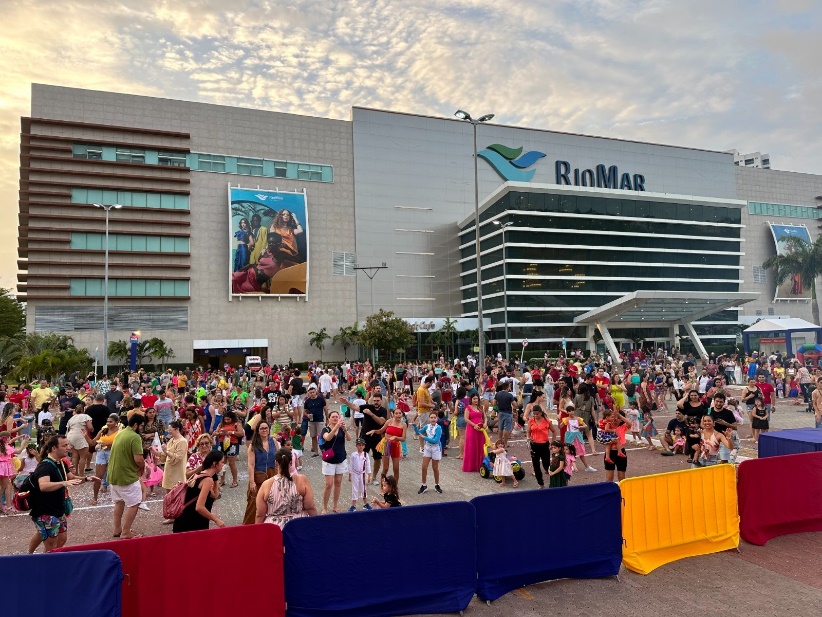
[738,451,822,546]
[58,525,284,617]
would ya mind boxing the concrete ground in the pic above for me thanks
[1,393,820,615]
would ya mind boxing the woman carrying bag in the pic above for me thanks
[242,421,280,525]
[173,450,227,533]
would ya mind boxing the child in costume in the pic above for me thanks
[348,438,372,511]
[597,408,627,464]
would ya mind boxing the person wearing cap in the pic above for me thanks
[347,438,372,511]
[303,385,327,457]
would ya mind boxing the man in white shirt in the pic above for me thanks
[319,370,333,400]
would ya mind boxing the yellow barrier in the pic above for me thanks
[620,464,739,575]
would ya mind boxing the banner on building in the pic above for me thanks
[228,186,309,298]
[769,223,812,302]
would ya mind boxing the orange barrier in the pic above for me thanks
[620,464,739,574]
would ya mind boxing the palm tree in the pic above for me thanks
[332,324,359,359]
[440,317,458,360]
[763,235,822,325]
[308,327,331,361]
[107,340,129,365]
[147,337,175,369]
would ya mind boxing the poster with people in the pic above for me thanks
[229,186,308,297]
[769,223,812,301]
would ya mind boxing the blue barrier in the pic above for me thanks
[5,549,123,617]
[471,483,622,601]
[283,502,476,617]
[758,428,822,458]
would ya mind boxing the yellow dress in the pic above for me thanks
[611,383,625,410]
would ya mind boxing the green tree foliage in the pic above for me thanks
[763,235,822,325]
[0,288,25,339]
[147,337,175,369]
[308,327,331,361]
[7,335,92,382]
[358,310,415,359]
[108,340,130,364]
[332,324,359,359]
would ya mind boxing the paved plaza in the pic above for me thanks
[1,395,819,615]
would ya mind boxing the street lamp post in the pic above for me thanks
[455,109,494,367]
[92,203,123,377]
[493,220,514,361]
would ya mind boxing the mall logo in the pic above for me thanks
[477,144,546,182]
[479,143,646,191]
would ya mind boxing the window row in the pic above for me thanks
[462,278,740,299]
[461,262,741,286]
[69,278,190,297]
[748,201,822,220]
[462,242,742,266]
[462,216,741,243]
[460,245,740,268]
[71,188,189,210]
[70,233,189,253]
[461,192,743,230]
[71,143,333,182]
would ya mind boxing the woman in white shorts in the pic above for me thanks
[66,403,93,477]
[319,410,350,514]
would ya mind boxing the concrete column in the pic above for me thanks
[596,322,622,374]
[682,321,708,362]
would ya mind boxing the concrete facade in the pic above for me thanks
[736,165,822,325]
[16,86,822,362]
[23,85,357,365]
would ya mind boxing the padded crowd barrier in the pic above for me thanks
[758,428,822,458]
[471,483,622,602]
[283,502,476,617]
[59,525,284,617]
[738,451,822,545]
[620,464,739,575]
[5,550,123,617]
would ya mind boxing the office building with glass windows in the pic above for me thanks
[14,84,822,363]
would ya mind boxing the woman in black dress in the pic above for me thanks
[173,450,227,533]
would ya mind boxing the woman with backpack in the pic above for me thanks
[172,450,226,533]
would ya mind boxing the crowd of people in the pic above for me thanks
[0,345,820,551]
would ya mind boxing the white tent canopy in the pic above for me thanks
[742,318,818,333]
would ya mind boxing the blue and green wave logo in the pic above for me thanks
[478,144,546,182]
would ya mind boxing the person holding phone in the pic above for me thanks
[320,411,350,514]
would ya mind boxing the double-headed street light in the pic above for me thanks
[92,203,123,377]
[493,220,514,361]
[455,109,494,367]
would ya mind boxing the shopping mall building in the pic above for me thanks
[15,84,822,365]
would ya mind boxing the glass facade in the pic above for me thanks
[71,142,334,182]
[70,232,189,253]
[69,278,189,297]
[459,190,744,343]
[71,188,189,210]
[748,201,822,220]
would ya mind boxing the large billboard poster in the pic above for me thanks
[229,186,308,297]
[769,223,812,301]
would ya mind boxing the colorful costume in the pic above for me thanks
[349,450,371,501]
[563,417,587,456]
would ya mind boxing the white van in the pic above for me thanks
[245,356,263,371]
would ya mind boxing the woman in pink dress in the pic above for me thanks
[462,394,486,472]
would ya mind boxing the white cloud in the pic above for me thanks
[0,0,821,288]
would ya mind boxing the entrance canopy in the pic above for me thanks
[574,291,759,361]
[742,318,822,357]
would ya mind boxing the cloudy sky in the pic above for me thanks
[1,0,820,291]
